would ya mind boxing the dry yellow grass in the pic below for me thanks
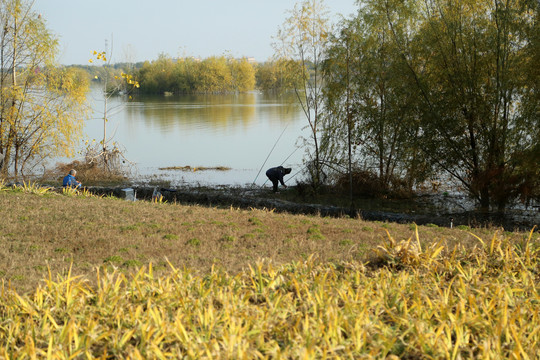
[0,181,495,294]
[1,182,539,358]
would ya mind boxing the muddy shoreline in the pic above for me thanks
[85,185,539,231]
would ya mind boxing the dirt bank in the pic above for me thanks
[85,185,539,231]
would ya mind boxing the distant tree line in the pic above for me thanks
[135,55,252,94]
[89,55,303,95]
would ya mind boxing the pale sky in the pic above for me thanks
[32,0,358,65]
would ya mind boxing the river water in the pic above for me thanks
[75,87,308,187]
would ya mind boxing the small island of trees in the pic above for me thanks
[83,55,302,96]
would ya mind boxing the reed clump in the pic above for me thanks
[1,227,539,358]
[54,159,130,186]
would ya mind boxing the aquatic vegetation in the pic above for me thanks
[158,165,231,171]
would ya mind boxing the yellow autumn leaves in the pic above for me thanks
[89,50,140,88]
[88,50,106,63]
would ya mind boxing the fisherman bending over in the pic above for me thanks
[266,166,292,193]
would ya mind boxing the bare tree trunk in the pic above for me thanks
[3,16,17,178]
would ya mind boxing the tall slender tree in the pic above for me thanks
[274,0,331,190]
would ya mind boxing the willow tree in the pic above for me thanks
[229,57,256,92]
[255,58,302,92]
[194,56,233,93]
[323,2,429,195]
[137,54,176,94]
[323,0,538,208]
[0,0,88,178]
[392,0,540,209]
[274,0,331,190]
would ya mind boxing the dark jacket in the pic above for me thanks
[266,166,288,186]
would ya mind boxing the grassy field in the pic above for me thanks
[1,182,539,358]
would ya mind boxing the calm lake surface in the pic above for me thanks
[77,87,308,187]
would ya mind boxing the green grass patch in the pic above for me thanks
[187,238,201,246]
[103,255,124,264]
[248,217,263,226]
[163,234,179,240]
[307,226,325,240]
[220,235,236,243]
[123,259,143,268]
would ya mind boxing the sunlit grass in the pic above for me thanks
[8,181,52,195]
[0,187,539,357]
[1,228,539,358]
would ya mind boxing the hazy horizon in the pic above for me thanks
[33,0,358,66]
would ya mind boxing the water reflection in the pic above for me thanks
[124,92,300,134]
[126,93,257,134]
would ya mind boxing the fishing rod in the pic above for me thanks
[274,163,306,187]
[252,123,289,185]
[284,166,305,183]
[281,145,300,165]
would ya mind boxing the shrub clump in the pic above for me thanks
[334,169,413,199]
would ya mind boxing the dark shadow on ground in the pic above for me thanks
[82,185,539,232]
